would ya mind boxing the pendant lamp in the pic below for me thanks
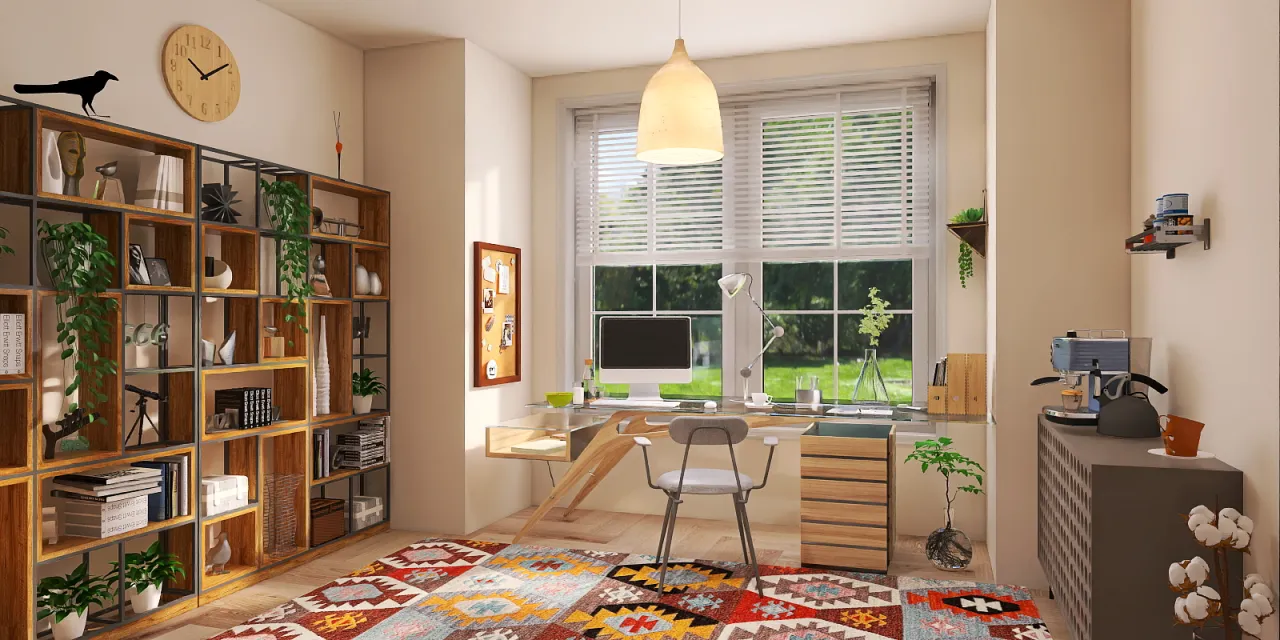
[636,1,723,165]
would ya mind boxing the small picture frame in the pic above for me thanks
[129,244,151,285]
[144,258,171,286]
[497,261,510,294]
[501,314,515,348]
[482,288,495,314]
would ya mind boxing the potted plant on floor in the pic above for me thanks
[906,436,985,570]
[37,562,114,640]
[352,367,385,414]
[113,540,186,614]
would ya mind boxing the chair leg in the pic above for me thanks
[731,494,750,565]
[657,496,681,595]
[738,496,763,595]
[656,495,675,561]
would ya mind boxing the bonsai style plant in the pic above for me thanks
[905,436,985,570]
[950,207,984,288]
[1169,504,1274,638]
[851,287,893,404]
[112,540,185,614]
[37,562,114,640]
[352,367,386,414]
[261,179,313,344]
[37,220,118,459]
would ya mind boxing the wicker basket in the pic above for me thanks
[310,497,346,546]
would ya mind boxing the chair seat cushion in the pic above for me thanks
[656,469,755,494]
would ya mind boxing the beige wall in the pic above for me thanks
[1131,2,1279,634]
[0,0,364,180]
[528,33,989,534]
[986,0,1132,587]
[369,40,534,535]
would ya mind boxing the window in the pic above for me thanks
[574,79,935,403]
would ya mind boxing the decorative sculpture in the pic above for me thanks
[219,331,237,366]
[41,130,63,195]
[207,532,231,575]
[42,407,91,460]
[201,184,242,223]
[314,316,330,416]
[93,161,125,203]
[56,131,86,197]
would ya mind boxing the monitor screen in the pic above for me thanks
[598,317,692,370]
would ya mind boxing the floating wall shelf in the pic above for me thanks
[946,221,987,257]
[1125,218,1211,259]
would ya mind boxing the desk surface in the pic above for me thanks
[529,397,988,425]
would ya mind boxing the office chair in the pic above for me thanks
[634,416,778,595]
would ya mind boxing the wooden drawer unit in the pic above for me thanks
[799,423,895,573]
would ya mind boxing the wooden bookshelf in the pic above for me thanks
[0,94,393,638]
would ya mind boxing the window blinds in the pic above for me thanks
[574,79,934,266]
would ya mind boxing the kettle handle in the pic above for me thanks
[1131,373,1168,394]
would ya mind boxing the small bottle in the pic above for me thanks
[582,358,597,400]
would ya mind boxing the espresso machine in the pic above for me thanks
[1031,330,1168,436]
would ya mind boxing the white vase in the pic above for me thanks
[369,273,383,296]
[314,317,330,415]
[219,331,237,366]
[204,259,233,291]
[354,395,373,414]
[52,609,87,640]
[128,584,163,614]
[355,265,371,295]
[42,130,63,195]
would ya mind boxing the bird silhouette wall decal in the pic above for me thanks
[14,70,119,118]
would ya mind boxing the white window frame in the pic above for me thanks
[560,66,950,404]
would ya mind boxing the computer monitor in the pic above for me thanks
[598,316,692,401]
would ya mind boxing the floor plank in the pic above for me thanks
[141,508,1065,638]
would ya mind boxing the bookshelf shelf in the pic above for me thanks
[39,515,196,563]
[312,462,388,487]
[202,501,258,526]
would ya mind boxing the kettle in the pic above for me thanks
[1096,373,1166,438]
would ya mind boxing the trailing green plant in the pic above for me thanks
[261,179,314,344]
[353,367,386,397]
[38,220,118,422]
[857,287,893,347]
[905,437,985,529]
[36,562,115,623]
[950,207,984,288]
[111,540,186,593]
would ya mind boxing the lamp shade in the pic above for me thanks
[636,38,724,165]
[718,273,749,297]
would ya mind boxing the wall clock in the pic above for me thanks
[162,25,240,122]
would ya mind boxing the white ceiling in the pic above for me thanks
[260,0,990,77]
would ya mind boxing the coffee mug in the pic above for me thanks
[750,392,772,405]
[1160,414,1206,457]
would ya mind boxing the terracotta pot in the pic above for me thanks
[1160,415,1206,457]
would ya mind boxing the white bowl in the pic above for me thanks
[204,259,233,290]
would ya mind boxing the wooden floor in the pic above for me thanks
[143,507,1065,639]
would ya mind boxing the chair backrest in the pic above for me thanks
[669,417,749,446]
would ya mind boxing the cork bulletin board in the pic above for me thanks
[473,242,521,387]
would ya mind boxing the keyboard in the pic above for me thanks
[590,399,683,409]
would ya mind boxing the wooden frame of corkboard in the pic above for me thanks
[473,242,521,387]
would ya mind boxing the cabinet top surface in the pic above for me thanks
[1038,416,1240,473]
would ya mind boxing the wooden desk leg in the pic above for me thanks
[562,445,632,518]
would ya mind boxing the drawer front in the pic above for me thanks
[800,478,887,503]
[800,456,888,482]
[800,435,888,459]
[800,500,888,527]
[801,544,888,573]
[800,521,887,549]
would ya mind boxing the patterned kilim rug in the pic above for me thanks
[210,538,1051,640]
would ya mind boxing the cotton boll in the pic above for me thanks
[1238,611,1262,637]
[1196,585,1221,601]
[1245,574,1265,590]
[1219,507,1241,521]
[1240,597,1260,616]
[1185,592,1210,620]
[1189,505,1214,520]
[1238,515,1255,534]
[1194,523,1223,546]
[1253,593,1273,616]
[1187,557,1211,585]
[1169,563,1188,588]
[1217,516,1238,537]
[1174,597,1191,623]
[1232,529,1251,549]
[1248,581,1273,602]
[1188,513,1211,531]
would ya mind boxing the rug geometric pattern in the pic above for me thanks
[210,539,1051,640]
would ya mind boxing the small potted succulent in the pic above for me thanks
[113,540,186,614]
[352,367,385,414]
[906,436,985,570]
[37,562,114,640]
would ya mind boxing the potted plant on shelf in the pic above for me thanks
[352,367,385,414]
[36,562,114,640]
[905,436,985,570]
[37,220,118,459]
[261,179,313,344]
[112,540,186,615]
[949,207,985,288]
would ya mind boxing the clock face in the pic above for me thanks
[162,25,240,122]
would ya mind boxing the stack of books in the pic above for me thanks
[313,428,333,478]
[52,467,163,539]
[214,387,273,429]
[0,313,24,375]
[131,456,190,522]
[336,422,386,470]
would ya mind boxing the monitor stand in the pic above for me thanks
[625,383,663,402]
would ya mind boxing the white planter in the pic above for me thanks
[128,583,163,614]
[354,395,374,414]
[52,609,87,640]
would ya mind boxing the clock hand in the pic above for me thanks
[188,58,206,77]
[201,63,230,80]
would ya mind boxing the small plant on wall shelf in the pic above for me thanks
[353,367,386,414]
[950,207,984,288]
[38,220,118,459]
[261,179,314,343]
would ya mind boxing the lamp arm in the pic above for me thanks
[742,329,781,376]
[736,274,777,331]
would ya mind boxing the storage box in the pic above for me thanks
[310,497,346,546]
[799,423,895,573]
[201,475,249,516]
[352,496,383,530]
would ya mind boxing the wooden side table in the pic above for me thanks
[799,423,896,572]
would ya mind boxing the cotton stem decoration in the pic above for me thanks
[1169,504,1273,638]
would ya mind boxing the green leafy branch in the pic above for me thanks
[857,287,893,347]
[353,367,386,397]
[261,179,314,343]
[38,220,118,421]
[951,207,984,288]
[36,562,115,623]
[905,436,985,529]
[0,224,14,256]
[112,540,186,592]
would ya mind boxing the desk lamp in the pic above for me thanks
[719,273,785,402]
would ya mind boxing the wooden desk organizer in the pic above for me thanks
[928,353,987,416]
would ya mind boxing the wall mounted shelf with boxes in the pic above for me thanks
[0,94,394,638]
